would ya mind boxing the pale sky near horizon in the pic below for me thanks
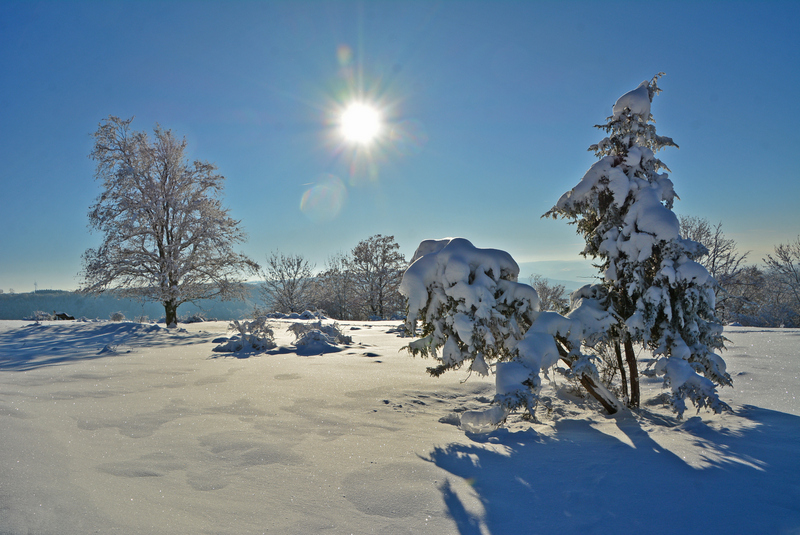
[1,0,798,293]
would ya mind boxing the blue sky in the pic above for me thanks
[1,0,798,292]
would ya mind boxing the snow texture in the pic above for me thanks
[0,320,797,535]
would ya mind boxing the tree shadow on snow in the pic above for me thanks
[0,322,213,371]
[428,406,800,535]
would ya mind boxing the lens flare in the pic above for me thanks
[389,119,429,156]
[337,44,353,66]
[300,174,347,222]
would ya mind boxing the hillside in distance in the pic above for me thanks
[0,285,265,322]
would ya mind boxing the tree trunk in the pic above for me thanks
[556,337,620,415]
[576,373,620,415]
[164,300,179,327]
[624,337,639,408]
[614,340,629,400]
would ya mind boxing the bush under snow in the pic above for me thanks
[289,321,352,345]
[213,317,276,352]
[291,321,353,355]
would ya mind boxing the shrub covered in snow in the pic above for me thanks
[213,317,276,352]
[293,329,340,354]
[109,311,126,322]
[289,321,352,345]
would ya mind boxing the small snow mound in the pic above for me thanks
[438,413,461,427]
[460,406,509,434]
[291,321,352,349]
[213,335,276,353]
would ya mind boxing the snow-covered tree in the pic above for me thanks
[679,216,749,322]
[764,236,800,326]
[259,251,315,314]
[349,234,406,319]
[544,74,731,415]
[81,116,259,326]
[309,252,355,320]
[401,238,620,431]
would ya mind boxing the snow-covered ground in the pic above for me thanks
[0,320,797,534]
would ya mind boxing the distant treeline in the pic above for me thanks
[0,287,266,322]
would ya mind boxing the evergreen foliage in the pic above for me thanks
[545,74,731,416]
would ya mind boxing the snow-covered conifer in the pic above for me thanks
[400,238,621,430]
[545,74,732,416]
[401,238,536,377]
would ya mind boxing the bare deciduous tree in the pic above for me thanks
[80,116,258,326]
[764,236,800,327]
[310,252,354,319]
[259,252,315,314]
[679,215,749,322]
[349,235,406,319]
[528,274,569,313]
[679,216,748,283]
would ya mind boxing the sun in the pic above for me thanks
[340,102,382,144]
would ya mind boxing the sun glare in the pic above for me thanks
[340,102,381,144]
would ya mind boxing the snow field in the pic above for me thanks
[0,320,798,534]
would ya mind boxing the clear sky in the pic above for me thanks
[1,0,798,292]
